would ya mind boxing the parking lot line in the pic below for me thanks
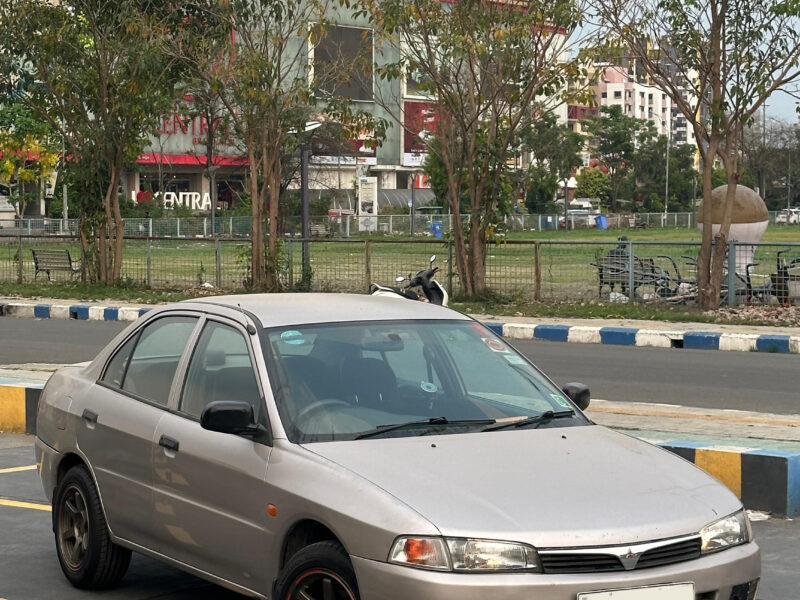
[0,498,50,512]
[0,465,36,474]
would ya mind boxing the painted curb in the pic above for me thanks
[0,384,42,435]
[660,442,800,518]
[495,322,800,355]
[1,379,796,516]
[0,301,151,322]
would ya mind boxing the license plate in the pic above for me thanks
[578,582,694,600]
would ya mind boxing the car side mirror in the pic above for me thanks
[201,401,258,436]
[562,382,591,410]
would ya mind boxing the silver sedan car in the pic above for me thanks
[36,294,760,600]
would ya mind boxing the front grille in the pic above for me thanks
[539,535,702,574]
[540,553,623,574]
[637,537,701,569]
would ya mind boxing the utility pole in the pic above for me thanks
[410,172,416,236]
[762,103,768,198]
[301,141,310,276]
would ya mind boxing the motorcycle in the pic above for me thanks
[370,255,449,306]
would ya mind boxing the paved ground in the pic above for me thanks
[2,319,800,415]
[0,435,796,599]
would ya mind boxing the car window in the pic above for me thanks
[122,316,198,406]
[180,321,262,419]
[101,334,139,388]
[266,320,583,443]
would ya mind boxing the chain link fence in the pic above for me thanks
[2,234,800,306]
[6,211,798,239]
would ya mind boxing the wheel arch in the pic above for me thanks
[280,519,348,569]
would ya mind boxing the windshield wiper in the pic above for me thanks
[354,417,495,440]
[481,409,575,432]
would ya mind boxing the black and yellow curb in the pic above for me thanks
[0,385,42,434]
[662,442,800,518]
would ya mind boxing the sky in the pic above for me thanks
[767,87,800,123]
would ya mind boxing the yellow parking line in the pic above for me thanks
[0,465,37,474]
[0,498,51,512]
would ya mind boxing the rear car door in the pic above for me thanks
[76,314,199,549]
[151,317,272,591]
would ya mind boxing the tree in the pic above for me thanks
[592,0,800,308]
[574,167,611,204]
[584,105,647,211]
[632,131,698,212]
[371,0,589,296]
[191,0,384,290]
[520,112,583,216]
[0,0,182,283]
[0,103,58,218]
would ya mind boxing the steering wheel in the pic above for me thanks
[295,399,352,422]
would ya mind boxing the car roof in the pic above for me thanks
[183,293,470,328]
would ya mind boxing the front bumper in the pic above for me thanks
[353,541,759,600]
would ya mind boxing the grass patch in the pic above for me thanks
[0,281,223,304]
[450,298,786,327]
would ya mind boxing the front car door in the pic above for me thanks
[75,314,199,549]
[151,316,272,592]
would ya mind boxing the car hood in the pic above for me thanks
[305,425,741,548]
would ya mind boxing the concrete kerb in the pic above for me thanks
[497,322,800,355]
[0,301,150,322]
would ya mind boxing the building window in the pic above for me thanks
[601,92,607,98]
[313,24,374,101]
[613,90,622,99]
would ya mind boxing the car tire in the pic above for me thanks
[53,464,131,589]
[275,540,360,600]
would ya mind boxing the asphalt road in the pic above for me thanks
[512,339,800,415]
[2,318,799,414]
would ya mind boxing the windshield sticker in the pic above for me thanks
[420,381,438,393]
[550,394,572,408]
[280,330,306,345]
[483,338,508,353]
[504,354,526,365]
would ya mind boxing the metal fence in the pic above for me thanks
[5,211,798,238]
[3,235,799,307]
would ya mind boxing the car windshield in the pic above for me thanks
[264,320,587,443]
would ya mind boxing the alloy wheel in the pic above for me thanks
[287,568,357,600]
[57,483,90,571]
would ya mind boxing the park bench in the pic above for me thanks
[309,223,330,237]
[31,248,81,281]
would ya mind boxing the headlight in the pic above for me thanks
[389,536,540,572]
[700,509,752,555]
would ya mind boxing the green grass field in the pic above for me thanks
[1,226,799,306]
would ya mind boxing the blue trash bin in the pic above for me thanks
[432,222,443,239]
[595,215,608,230]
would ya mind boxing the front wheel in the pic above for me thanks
[53,465,131,589]
[275,541,360,600]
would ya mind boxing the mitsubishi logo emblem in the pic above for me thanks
[619,548,641,570]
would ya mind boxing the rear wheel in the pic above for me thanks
[53,465,131,589]
[275,541,359,600]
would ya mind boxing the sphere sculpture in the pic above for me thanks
[696,185,768,272]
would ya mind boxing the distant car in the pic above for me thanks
[559,209,599,229]
[36,294,759,600]
[775,208,800,224]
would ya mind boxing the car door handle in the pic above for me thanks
[81,409,98,424]
[158,435,180,452]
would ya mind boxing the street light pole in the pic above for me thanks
[301,141,310,276]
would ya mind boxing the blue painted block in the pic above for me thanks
[34,304,51,319]
[533,324,570,342]
[600,327,638,346]
[788,453,800,518]
[683,331,721,350]
[103,307,119,321]
[138,308,151,317]
[70,305,90,320]
[484,322,504,337]
[755,335,791,354]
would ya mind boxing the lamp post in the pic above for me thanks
[651,112,670,216]
[293,121,322,279]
